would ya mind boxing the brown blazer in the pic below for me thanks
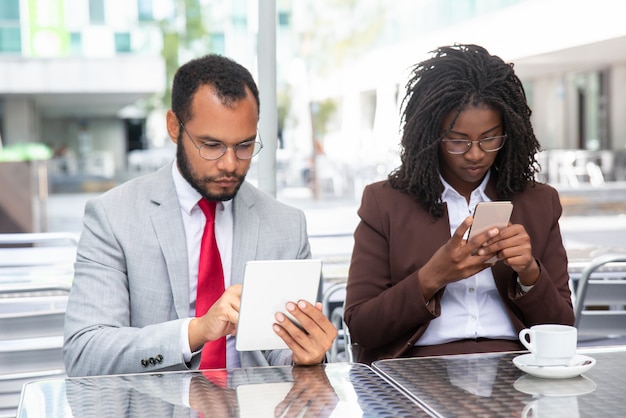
[344,179,575,364]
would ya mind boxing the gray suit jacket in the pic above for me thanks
[63,163,311,376]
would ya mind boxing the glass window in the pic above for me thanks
[137,0,153,21]
[115,32,131,53]
[0,0,20,52]
[0,0,19,20]
[211,32,225,55]
[89,0,105,24]
[278,11,290,26]
[232,0,247,29]
[0,27,21,53]
[69,32,81,54]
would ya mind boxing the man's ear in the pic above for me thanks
[166,110,181,144]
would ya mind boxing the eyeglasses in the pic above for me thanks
[179,122,263,160]
[440,134,507,155]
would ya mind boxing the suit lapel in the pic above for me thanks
[149,165,190,319]
[231,183,260,284]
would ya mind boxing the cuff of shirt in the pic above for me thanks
[181,317,194,363]
[516,277,535,294]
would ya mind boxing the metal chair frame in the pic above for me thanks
[322,282,359,362]
[574,254,626,343]
[0,233,76,418]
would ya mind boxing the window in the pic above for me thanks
[0,0,20,53]
[115,32,131,53]
[137,0,153,21]
[89,0,105,24]
[210,33,225,55]
[69,32,82,55]
[278,11,290,27]
[0,0,19,20]
[0,27,20,53]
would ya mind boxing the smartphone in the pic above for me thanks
[467,201,513,263]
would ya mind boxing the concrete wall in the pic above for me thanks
[2,97,40,145]
[610,64,626,150]
[530,76,567,150]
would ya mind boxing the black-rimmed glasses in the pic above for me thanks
[179,122,263,160]
[440,134,507,155]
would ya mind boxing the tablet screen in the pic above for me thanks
[236,259,322,352]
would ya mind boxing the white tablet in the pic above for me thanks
[236,259,322,352]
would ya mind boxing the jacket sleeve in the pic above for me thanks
[63,197,191,376]
[505,185,575,327]
[344,185,439,352]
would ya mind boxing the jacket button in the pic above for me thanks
[141,359,148,367]
[156,354,163,363]
[148,357,156,365]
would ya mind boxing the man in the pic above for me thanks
[63,54,337,376]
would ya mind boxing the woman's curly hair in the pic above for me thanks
[389,44,541,218]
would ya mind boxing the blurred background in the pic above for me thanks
[1,0,626,255]
[3,4,626,414]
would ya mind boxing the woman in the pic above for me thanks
[344,44,575,365]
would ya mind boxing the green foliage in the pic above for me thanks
[155,0,210,110]
[0,143,52,161]
[311,99,338,137]
[298,0,389,75]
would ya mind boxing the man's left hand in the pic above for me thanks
[273,301,338,365]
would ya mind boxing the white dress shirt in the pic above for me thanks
[171,163,241,368]
[416,171,517,345]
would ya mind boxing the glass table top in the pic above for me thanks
[17,363,429,417]
[372,346,626,418]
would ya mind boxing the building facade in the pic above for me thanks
[296,0,626,188]
[0,0,166,179]
[2,0,626,191]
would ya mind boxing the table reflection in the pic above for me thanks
[273,365,339,417]
[514,374,597,418]
[18,363,426,417]
[188,372,238,417]
[372,347,626,418]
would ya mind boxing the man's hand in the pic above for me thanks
[188,284,242,352]
[189,373,238,416]
[274,365,339,418]
[273,301,338,365]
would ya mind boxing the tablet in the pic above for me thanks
[236,259,322,351]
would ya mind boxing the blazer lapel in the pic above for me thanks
[149,165,190,319]
[231,182,260,284]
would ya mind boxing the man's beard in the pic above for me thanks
[177,139,246,201]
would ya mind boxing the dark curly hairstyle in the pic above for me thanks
[171,54,260,124]
[389,44,541,218]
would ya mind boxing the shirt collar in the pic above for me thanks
[171,162,232,215]
[440,170,491,202]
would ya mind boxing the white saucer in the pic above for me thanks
[514,374,597,396]
[512,354,596,379]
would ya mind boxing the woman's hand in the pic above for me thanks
[418,216,503,300]
[478,223,540,285]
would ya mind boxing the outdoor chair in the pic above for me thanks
[322,282,359,363]
[574,254,626,346]
[0,232,77,418]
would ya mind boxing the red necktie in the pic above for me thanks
[196,199,226,369]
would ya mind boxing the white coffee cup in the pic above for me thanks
[518,324,577,366]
